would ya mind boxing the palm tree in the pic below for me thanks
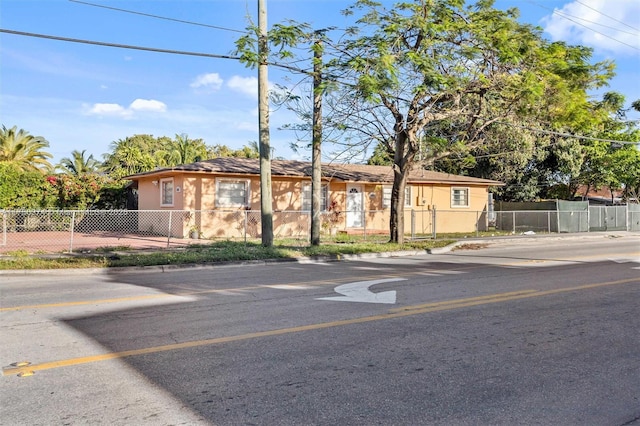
[0,125,53,171]
[102,135,159,179]
[57,150,99,175]
[166,133,208,165]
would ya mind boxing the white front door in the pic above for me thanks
[346,184,364,228]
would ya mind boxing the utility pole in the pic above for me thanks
[258,0,273,246]
[310,35,323,245]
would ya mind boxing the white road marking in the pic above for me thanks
[317,278,406,304]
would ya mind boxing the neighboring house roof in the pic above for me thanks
[575,185,623,204]
[125,158,503,186]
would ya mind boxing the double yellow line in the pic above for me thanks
[389,278,638,314]
[3,276,637,377]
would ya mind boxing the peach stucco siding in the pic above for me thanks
[134,173,493,238]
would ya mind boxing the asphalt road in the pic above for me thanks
[1,233,639,425]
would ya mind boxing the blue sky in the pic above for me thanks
[1,0,639,165]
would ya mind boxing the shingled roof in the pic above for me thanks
[125,157,502,186]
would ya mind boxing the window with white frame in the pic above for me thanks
[451,187,469,207]
[382,185,412,208]
[382,186,392,208]
[160,178,174,206]
[302,183,328,211]
[216,179,249,208]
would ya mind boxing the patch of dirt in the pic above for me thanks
[452,243,490,251]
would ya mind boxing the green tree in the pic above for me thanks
[102,133,263,180]
[576,94,640,201]
[46,173,127,210]
[367,142,393,166]
[609,146,640,202]
[208,142,260,159]
[161,133,209,165]
[57,149,100,175]
[101,134,167,180]
[0,162,55,209]
[0,125,53,172]
[325,0,612,242]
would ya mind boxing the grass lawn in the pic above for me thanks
[0,231,513,270]
[0,236,463,270]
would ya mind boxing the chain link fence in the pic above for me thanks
[1,206,636,254]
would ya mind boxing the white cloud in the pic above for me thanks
[542,0,640,55]
[190,72,224,90]
[87,103,129,117]
[129,99,167,112]
[228,75,258,97]
[85,99,167,118]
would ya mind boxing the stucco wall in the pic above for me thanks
[428,184,490,233]
[137,176,186,237]
[133,173,492,238]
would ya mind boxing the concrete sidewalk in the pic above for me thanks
[1,231,637,276]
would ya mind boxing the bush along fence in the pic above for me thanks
[1,205,638,254]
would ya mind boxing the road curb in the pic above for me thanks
[1,231,636,276]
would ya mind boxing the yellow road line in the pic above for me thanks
[0,273,405,312]
[1,256,634,312]
[496,252,640,266]
[3,252,637,312]
[0,294,172,312]
[391,278,639,314]
[387,289,540,313]
[3,276,638,377]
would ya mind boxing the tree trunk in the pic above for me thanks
[389,166,409,244]
[389,130,415,244]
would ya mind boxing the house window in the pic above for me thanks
[383,186,392,209]
[382,185,412,208]
[160,178,174,206]
[216,179,249,208]
[451,187,469,207]
[405,185,412,207]
[302,183,328,211]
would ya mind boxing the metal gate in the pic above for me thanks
[588,206,628,231]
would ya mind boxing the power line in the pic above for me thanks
[552,10,638,37]
[2,29,635,146]
[0,28,311,74]
[549,11,640,49]
[574,0,639,32]
[0,28,242,60]
[68,0,317,74]
[69,0,248,34]
[493,120,639,145]
[527,0,640,51]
